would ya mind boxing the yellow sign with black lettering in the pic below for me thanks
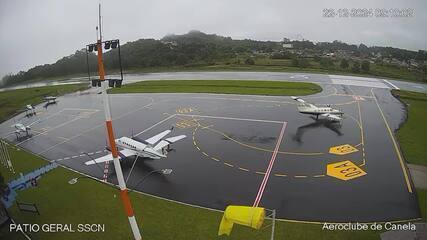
[329,144,358,155]
[327,160,366,181]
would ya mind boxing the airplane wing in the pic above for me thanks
[292,96,316,108]
[84,149,136,165]
[153,135,186,151]
[321,113,342,121]
[291,96,306,103]
[144,130,171,145]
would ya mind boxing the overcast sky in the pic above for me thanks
[0,0,426,78]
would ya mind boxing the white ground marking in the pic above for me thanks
[382,79,400,90]
[134,114,177,137]
[176,113,284,124]
[330,78,389,89]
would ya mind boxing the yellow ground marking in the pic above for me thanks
[192,119,328,178]
[355,93,367,167]
[223,162,234,167]
[175,119,198,129]
[343,86,367,168]
[345,113,362,129]
[371,88,413,193]
[203,127,324,156]
[327,160,367,181]
[201,124,213,129]
[176,107,195,114]
[329,144,359,155]
[274,173,287,177]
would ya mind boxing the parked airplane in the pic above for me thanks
[291,96,343,122]
[85,129,186,165]
[11,120,40,138]
[24,105,36,116]
[44,96,57,103]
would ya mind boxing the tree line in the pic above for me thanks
[2,30,426,86]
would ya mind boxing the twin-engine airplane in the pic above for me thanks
[44,96,57,103]
[85,129,186,165]
[11,120,40,138]
[291,96,343,122]
[25,105,36,116]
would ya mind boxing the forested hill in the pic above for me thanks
[2,30,426,86]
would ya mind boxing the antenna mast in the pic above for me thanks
[98,3,102,41]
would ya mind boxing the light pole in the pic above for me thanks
[86,4,141,240]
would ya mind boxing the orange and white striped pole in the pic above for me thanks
[96,4,142,240]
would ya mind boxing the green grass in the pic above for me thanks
[0,84,88,123]
[109,80,322,96]
[418,189,427,222]
[393,90,427,166]
[0,145,385,240]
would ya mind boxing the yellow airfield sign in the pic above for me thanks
[329,144,358,155]
[327,160,367,181]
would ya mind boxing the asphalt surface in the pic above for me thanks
[0,72,421,222]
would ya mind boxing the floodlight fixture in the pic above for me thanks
[104,41,111,50]
[111,40,118,49]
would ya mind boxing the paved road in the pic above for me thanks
[1,71,427,93]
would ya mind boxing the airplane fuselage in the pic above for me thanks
[115,137,165,159]
[297,105,342,115]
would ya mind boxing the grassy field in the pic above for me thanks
[1,145,386,240]
[109,80,322,96]
[393,90,427,166]
[0,84,88,123]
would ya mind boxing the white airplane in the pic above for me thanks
[85,129,186,165]
[291,96,343,122]
[11,120,40,138]
[25,105,36,116]
[44,96,57,103]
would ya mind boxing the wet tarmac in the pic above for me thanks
[0,81,421,222]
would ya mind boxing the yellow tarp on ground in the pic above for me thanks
[218,206,265,236]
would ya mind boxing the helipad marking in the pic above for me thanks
[327,160,367,181]
[176,107,196,114]
[329,144,358,155]
[352,96,366,101]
